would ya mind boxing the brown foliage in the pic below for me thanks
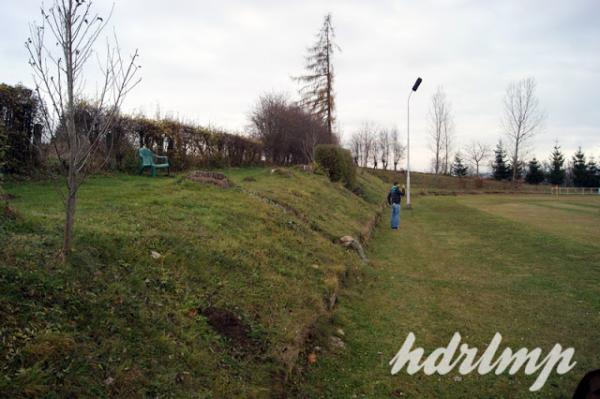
[250,93,331,165]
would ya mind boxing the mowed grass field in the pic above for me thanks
[293,194,600,398]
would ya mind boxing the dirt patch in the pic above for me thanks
[1,193,16,201]
[201,306,254,349]
[2,203,18,220]
[358,203,385,243]
[187,171,233,188]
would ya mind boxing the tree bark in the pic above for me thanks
[63,175,77,256]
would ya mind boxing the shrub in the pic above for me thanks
[314,144,356,189]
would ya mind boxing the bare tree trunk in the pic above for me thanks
[64,2,77,255]
[326,29,332,141]
[512,144,519,182]
[63,179,77,255]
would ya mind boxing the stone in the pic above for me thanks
[330,335,346,350]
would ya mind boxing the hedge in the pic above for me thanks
[314,144,356,189]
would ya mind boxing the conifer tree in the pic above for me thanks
[571,148,588,187]
[451,153,468,177]
[547,143,565,185]
[586,158,598,187]
[492,141,510,180]
[525,158,545,184]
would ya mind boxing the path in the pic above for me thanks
[293,195,600,398]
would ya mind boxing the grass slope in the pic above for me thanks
[294,195,600,398]
[0,168,386,398]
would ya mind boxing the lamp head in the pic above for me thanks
[412,77,422,92]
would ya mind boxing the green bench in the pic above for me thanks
[138,147,170,176]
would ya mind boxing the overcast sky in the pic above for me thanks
[2,0,599,171]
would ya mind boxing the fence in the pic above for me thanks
[550,186,600,195]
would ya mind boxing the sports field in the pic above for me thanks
[294,194,600,398]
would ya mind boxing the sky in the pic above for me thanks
[2,0,599,171]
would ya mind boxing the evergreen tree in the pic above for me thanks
[492,141,510,180]
[525,158,545,184]
[571,148,588,187]
[586,158,599,187]
[451,153,468,177]
[547,143,566,185]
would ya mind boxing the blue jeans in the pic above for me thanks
[391,203,401,229]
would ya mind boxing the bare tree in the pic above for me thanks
[502,77,545,181]
[371,137,379,170]
[464,141,491,177]
[294,13,340,142]
[27,0,140,257]
[349,132,361,165]
[379,128,390,170]
[391,127,405,171]
[356,121,375,168]
[428,87,453,174]
[442,117,454,175]
[250,92,326,164]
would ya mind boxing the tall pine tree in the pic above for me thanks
[492,141,510,180]
[571,148,588,187]
[547,143,565,185]
[294,13,340,142]
[525,158,545,184]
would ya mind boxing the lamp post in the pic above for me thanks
[406,77,422,210]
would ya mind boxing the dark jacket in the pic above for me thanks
[387,186,404,205]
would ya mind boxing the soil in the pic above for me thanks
[187,171,233,188]
[200,306,254,349]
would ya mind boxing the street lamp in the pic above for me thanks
[406,77,422,210]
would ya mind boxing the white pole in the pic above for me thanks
[406,91,413,209]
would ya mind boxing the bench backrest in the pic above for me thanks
[138,147,154,166]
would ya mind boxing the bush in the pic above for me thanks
[314,144,356,189]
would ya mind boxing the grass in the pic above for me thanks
[292,194,600,398]
[3,169,598,398]
[0,168,386,398]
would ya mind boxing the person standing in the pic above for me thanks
[387,182,405,230]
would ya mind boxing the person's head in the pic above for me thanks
[393,181,399,187]
[573,369,600,399]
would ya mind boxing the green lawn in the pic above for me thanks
[293,195,600,398]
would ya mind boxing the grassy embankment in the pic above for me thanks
[0,167,387,398]
[293,194,600,398]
